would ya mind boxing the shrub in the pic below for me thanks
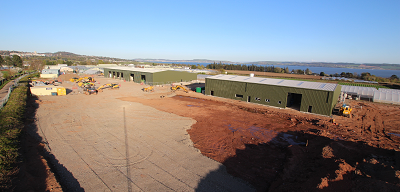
[0,75,30,190]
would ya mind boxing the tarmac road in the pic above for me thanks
[33,77,255,191]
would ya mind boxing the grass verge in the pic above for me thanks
[0,74,33,190]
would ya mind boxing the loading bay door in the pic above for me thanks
[287,93,302,111]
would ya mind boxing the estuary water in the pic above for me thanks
[158,62,400,78]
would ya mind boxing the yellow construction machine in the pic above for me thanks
[83,86,98,95]
[171,85,188,93]
[340,104,352,118]
[78,82,95,87]
[69,77,79,82]
[97,83,119,92]
[142,86,154,92]
[70,77,95,83]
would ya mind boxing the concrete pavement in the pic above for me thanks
[32,78,255,191]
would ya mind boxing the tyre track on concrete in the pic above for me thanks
[113,102,249,191]
[78,99,236,191]
[34,78,255,192]
[50,99,145,191]
[86,102,193,191]
[49,98,180,191]
[47,109,115,191]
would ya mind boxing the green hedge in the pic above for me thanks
[0,75,31,190]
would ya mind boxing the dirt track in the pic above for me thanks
[29,74,400,191]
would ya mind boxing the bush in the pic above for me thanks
[0,75,30,190]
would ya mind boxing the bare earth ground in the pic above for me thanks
[120,87,400,191]
[20,74,400,191]
[21,74,254,192]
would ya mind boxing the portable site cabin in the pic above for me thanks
[60,67,74,72]
[103,67,197,85]
[40,69,60,78]
[30,86,66,96]
[205,75,342,116]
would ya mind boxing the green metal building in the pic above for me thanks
[205,74,342,116]
[103,67,197,85]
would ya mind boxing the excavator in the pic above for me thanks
[83,86,98,95]
[171,85,188,93]
[78,82,95,87]
[70,77,79,82]
[340,104,352,118]
[97,83,119,92]
[70,77,95,83]
[142,86,154,92]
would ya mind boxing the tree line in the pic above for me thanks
[0,55,23,68]
[205,62,399,83]
[206,62,311,74]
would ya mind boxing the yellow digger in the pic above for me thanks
[142,86,154,92]
[78,82,95,87]
[340,104,352,118]
[69,77,79,82]
[97,83,119,92]
[171,85,188,93]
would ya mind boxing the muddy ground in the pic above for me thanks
[18,74,400,191]
[119,90,400,191]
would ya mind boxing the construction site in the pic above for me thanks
[23,71,400,191]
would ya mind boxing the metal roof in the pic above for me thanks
[373,91,400,104]
[104,67,171,73]
[206,74,339,91]
[378,88,400,93]
[341,85,377,97]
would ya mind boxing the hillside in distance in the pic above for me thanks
[138,58,400,70]
[247,61,400,70]
[1,50,399,70]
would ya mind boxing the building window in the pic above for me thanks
[278,100,282,104]
[255,97,261,101]
[265,99,270,102]
[235,94,243,98]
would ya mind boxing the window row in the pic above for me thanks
[235,94,281,104]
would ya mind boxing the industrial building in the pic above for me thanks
[103,67,197,85]
[205,75,342,116]
[40,69,60,78]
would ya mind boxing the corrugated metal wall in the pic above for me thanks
[205,78,340,116]
[153,71,197,85]
[103,68,197,85]
[103,68,154,83]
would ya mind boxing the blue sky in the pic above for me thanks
[1,0,399,64]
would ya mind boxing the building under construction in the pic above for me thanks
[205,74,342,116]
[103,67,197,85]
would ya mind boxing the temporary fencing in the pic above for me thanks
[0,74,29,110]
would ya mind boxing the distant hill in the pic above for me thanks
[134,59,235,64]
[1,50,399,70]
[0,50,130,64]
[136,59,400,70]
[46,51,80,57]
[247,61,400,70]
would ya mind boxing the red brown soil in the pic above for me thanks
[13,132,62,192]
[118,92,400,191]
[12,97,62,192]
